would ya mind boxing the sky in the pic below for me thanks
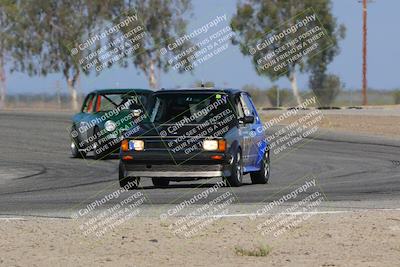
[6,0,400,94]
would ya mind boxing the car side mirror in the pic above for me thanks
[239,115,254,124]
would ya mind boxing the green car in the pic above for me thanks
[70,89,152,159]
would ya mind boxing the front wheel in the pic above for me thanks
[225,150,243,187]
[119,163,140,189]
[152,178,170,188]
[93,127,107,160]
[70,140,86,158]
[250,149,270,184]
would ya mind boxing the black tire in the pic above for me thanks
[152,178,170,188]
[250,148,270,184]
[119,163,140,189]
[226,150,243,187]
[70,126,86,158]
[70,139,86,158]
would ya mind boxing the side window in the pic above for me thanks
[243,94,260,122]
[82,94,94,113]
[240,94,252,117]
[235,96,245,118]
[95,95,111,112]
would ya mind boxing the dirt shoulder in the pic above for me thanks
[260,109,400,139]
[305,113,400,138]
[1,211,399,266]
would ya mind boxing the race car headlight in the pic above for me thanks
[133,109,142,117]
[203,139,226,152]
[203,140,218,151]
[129,140,144,151]
[105,120,117,132]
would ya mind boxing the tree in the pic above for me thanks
[0,0,19,109]
[115,0,194,89]
[309,72,342,106]
[11,0,119,110]
[8,0,194,110]
[231,0,345,105]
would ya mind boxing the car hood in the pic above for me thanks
[97,110,139,127]
[126,123,198,137]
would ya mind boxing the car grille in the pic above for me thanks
[142,137,204,152]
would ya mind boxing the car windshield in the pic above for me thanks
[148,92,233,124]
[96,93,148,112]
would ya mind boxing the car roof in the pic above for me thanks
[155,88,243,96]
[91,88,152,94]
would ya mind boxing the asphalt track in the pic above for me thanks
[0,110,399,218]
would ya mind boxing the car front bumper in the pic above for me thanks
[122,163,231,178]
[120,151,234,179]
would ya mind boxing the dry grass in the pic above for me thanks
[234,244,272,257]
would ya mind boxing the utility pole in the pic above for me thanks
[362,0,368,105]
[359,0,374,105]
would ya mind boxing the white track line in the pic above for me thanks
[207,208,400,218]
[0,217,25,221]
[1,208,400,220]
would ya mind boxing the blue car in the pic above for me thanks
[119,88,270,188]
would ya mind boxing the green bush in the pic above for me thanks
[234,245,272,257]
[309,73,342,106]
[393,90,400,104]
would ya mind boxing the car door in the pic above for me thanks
[236,94,253,169]
[78,93,96,146]
[242,93,265,167]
